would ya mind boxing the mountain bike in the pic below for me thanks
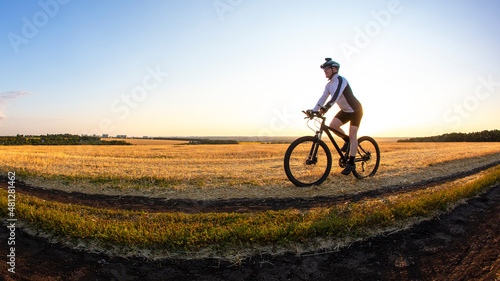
[284,109,380,187]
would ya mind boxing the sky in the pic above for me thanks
[0,0,499,138]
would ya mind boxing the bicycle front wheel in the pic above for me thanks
[352,136,380,179]
[284,136,332,187]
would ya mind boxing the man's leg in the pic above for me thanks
[330,118,350,150]
[329,118,345,134]
[341,125,359,175]
[348,125,359,157]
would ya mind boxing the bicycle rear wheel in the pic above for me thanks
[284,136,332,187]
[352,136,380,179]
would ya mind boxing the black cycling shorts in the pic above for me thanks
[334,109,363,127]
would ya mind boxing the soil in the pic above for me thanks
[1,165,500,280]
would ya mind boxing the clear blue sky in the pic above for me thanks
[1,0,499,137]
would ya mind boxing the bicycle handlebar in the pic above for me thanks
[302,107,326,119]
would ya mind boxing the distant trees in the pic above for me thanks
[398,130,500,142]
[0,134,131,145]
[0,134,241,145]
[153,137,239,145]
[195,139,239,145]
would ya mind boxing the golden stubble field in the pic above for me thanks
[1,141,500,200]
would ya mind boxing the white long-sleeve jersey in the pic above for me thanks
[313,74,362,113]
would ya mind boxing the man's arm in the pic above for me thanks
[312,86,330,111]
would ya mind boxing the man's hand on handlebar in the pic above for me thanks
[303,109,320,119]
[302,106,327,119]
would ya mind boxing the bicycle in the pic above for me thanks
[284,108,380,187]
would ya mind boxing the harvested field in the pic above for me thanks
[1,142,500,280]
[1,143,499,201]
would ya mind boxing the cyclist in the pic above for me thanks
[308,58,363,176]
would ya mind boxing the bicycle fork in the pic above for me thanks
[306,131,323,165]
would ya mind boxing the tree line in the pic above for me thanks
[0,134,131,145]
[398,130,500,142]
[152,137,239,145]
[187,139,239,145]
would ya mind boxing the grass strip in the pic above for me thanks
[1,165,499,255]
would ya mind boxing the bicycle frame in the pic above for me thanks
[311,116,350,162]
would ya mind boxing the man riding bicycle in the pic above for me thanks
[308,58,363,176]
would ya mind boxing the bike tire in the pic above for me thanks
[352,136,380,179]
[284,136,332,187]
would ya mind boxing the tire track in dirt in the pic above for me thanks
[1,183,499,280]
[1,160,499,213]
